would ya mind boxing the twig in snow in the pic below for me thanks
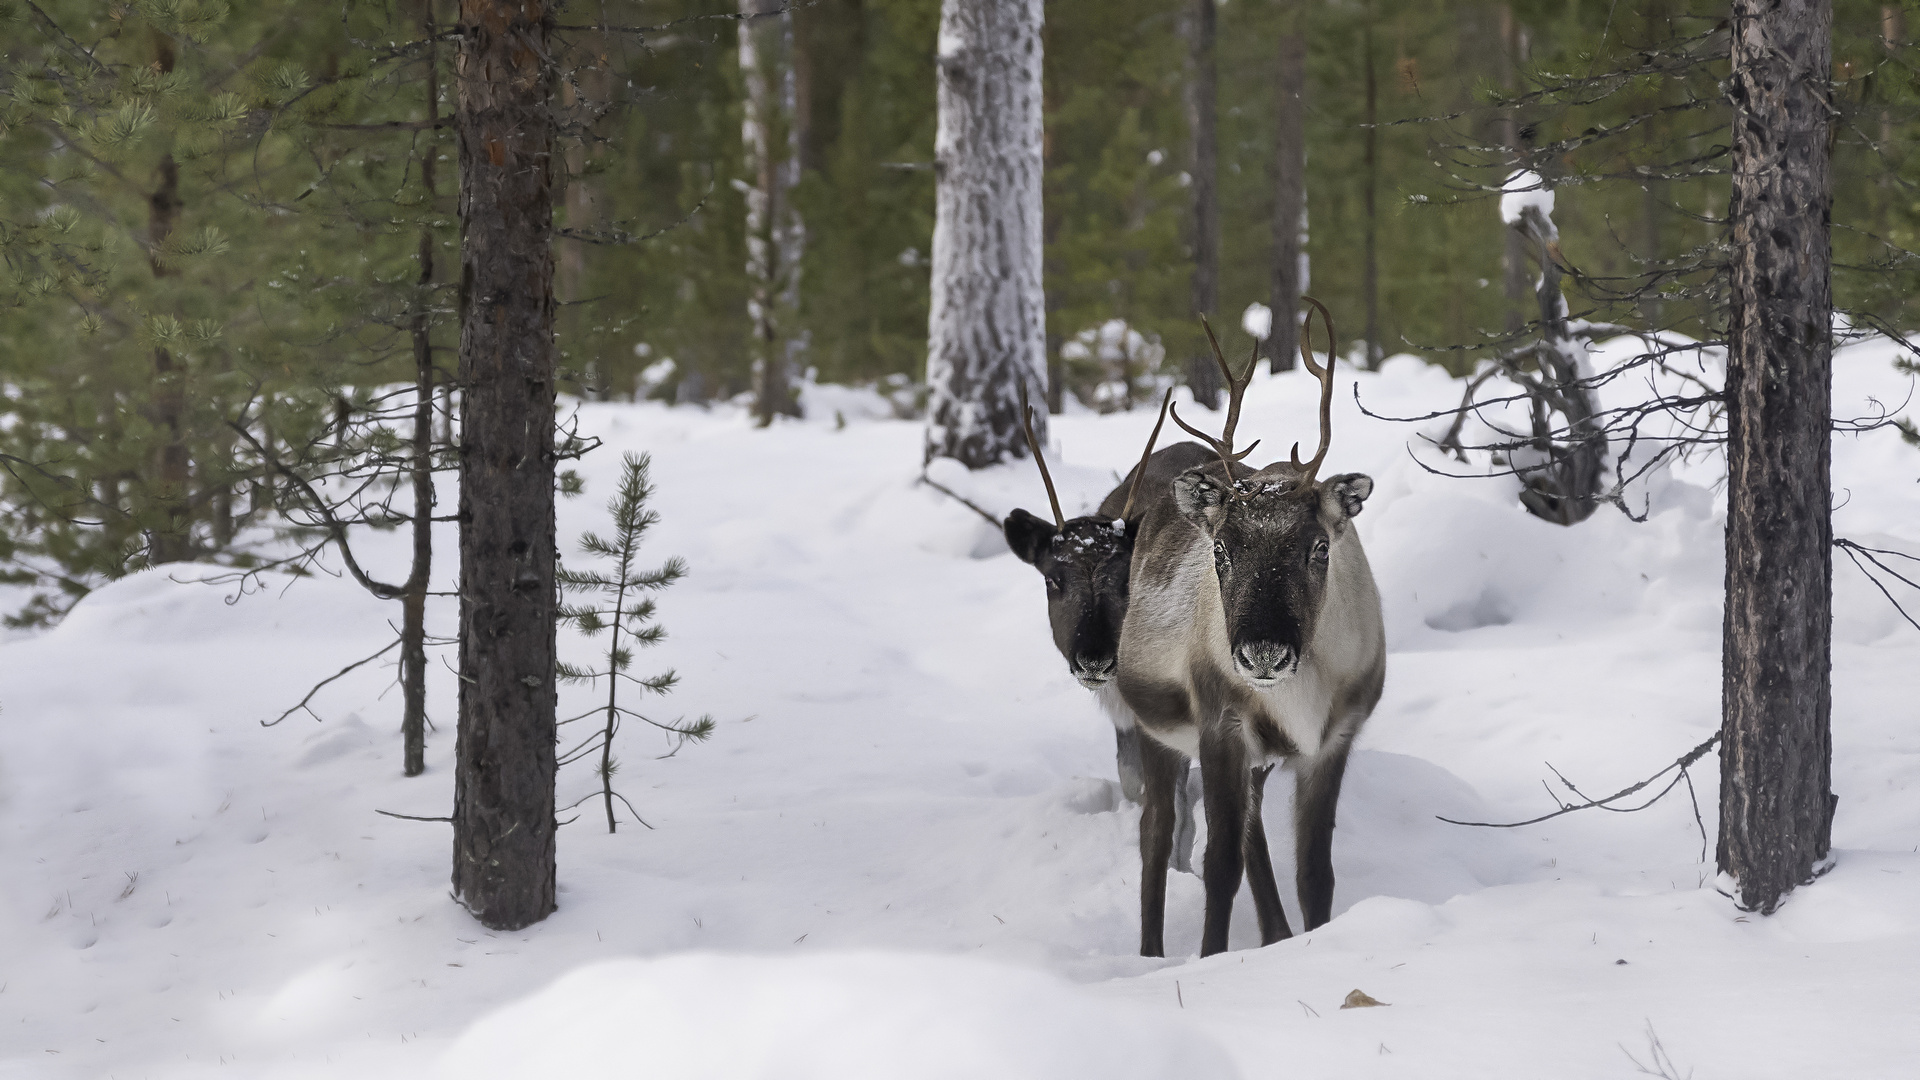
[375,809,453,822]
[264,637,403,727]
[1621,1022,1692,1079]
[917,473,1002,528]
[1437,733,1720,837]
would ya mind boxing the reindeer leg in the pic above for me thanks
[1114,725,1145,807]
[1294,742,1353,930]
[1243,764,1293,945]
[1169,756,1198,874]
[1198,724,1250,957]
[1136,733,1183,957]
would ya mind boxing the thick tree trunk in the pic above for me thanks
[1717,0,1834,916]
[925,0,1047,468]
[742,0,805,426]
[1362,13,1380,369]
[403,0,440,780]
[1183,0,1223,406]
[452,0,559,931]
[1266,0,1307,375]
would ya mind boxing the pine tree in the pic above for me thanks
[451,0,560,932]
[557,452,713,834]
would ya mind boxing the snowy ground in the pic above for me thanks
[3,341,1918,1079]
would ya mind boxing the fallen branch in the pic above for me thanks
[917,474,1002,528]
[1438,732,1720,831]
[375,809,452,822]
[264,637,402,727]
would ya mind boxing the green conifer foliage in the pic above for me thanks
[557,452,713,833]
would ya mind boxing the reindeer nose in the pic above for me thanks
[1233,642,1296,682]
[1073,654,1117,685]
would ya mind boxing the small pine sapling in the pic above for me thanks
[557,453,713,832]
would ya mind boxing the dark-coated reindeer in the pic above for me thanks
[1118,301,1385,957]
[1001,387,1209,871]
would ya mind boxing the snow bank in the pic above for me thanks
[437,952,1239,1080]
[3,334,1917,1079]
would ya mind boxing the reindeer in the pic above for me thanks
[1117,301,1385,957]
[1001,388,1212,871]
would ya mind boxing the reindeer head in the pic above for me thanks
[1006,385,1171,689]
[1169,301,1374,686]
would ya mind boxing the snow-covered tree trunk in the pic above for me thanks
[925,0,1046,468]
[741,0,805,426]
[1717,0,1834,916]
[1266,0,1308,375]
[1509,199,1605,525]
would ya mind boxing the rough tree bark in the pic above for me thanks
[1266,0,1307,375]
[452,0,559,931]
[925,0,1047,468]
[742,0,805,426]
[1717,0,1835,915]
[1182,0,1223,406]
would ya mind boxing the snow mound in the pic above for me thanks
[436,951,1240,1080]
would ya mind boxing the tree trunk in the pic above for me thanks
[1497,5,1528,337]
[925,0,1047,468]
[1183,0,1223,405]
[742,0,805,426]
[452,0,559,931]
[1717,0,1834,916]
[1266,0,1308,375]
[1362,11,1380,369]
[1512,205,1605,526]
[403,0,441,780]
[146,33,192,565]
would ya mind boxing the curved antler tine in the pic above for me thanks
[1017,380,1065,528]
[1167,401,1219,449]
[1121,388,1174,521]
[1199,315,1237,386]
[1296,295,1338,482]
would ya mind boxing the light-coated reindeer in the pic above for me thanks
[1118,302,1385,957]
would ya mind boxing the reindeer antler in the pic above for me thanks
[1017,380,1065,528]
[1119,388,1174,521]
[1169,316,1263,487]
[1290,296,1337,484]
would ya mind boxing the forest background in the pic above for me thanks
[1,0,1915,625]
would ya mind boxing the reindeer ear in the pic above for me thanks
[1003,508,1058,565]
[1320,473,1374,526]
[1172,468,1228,531]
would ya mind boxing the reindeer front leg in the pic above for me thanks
[1136,732,1185,957]
[1197,720,1252,957]
[1243,764,1293,944]
[1293,740,1353,930]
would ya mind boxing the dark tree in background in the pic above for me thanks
[1265,0,1309,374]
[452,0,560,931]
[1718,0,1836,914]
[1182,0,1224,407]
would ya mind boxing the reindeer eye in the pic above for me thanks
[1212,540,1229,571]
[1312,539,1330,563]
